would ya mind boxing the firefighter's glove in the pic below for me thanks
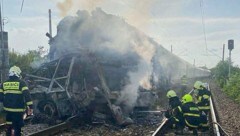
[27,107,33,116]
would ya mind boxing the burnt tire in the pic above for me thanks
[37,101,57,118]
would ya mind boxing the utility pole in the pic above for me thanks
[170,45,173,53]
[49,9,52,37]
[228,40,234,78]
[193,59,195,77]
[185,64,188,77]
[0,2,9,83]
[222,44,225,61]
[0,2,4,82]
[46,9,54,60]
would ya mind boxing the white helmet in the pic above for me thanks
[194,81,203,90]
[166,90,177,98]
[9,66,22,77]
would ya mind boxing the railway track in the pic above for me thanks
[0,115,81,136]
[0,83,229,136]
[152,83,222,136]
[0,116,33,135]
[27,115,81,136]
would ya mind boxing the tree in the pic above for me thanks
[211,61,230,87]
[9,47,47,75]
[211,60,240,103]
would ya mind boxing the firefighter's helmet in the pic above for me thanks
[182,94,193,103]
[166,90,177,98]
[194,81,203,90]
[9,66,22,78]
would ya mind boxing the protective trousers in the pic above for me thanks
[5,112,24,136]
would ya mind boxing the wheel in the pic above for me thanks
[41,101,57,118]
[37,101,57,117]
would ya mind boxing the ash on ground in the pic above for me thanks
[57,112,164,136]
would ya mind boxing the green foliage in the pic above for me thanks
[211,61,230,87]
[211,60,240,103]
[223,73,240,103]
[9,47,47,74]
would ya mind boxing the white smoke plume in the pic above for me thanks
[56,0,106,16]
[55,0,156,31]
[117,38,155,109]
[118,59,151,111]
[49,8,159,110]
[125,0,156,30]
[57,0,73,16]
[49,8,201,111]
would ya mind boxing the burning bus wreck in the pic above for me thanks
[24,8,210,127]
[26,52,158,126]
[27,53,141,125]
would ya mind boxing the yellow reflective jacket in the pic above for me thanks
[0,77,33,112]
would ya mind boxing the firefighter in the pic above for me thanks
[0,66,33,136]
[193,81,211,114]
[180,75,188,97]
[165,90,184,133]
[166,90,181,109]
[193,81,211,131]
[175,94,201,135]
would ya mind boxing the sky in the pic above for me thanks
[3,0,240,68]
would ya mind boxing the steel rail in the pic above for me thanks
[28,122,69,136]
[208,84,221,136]
[28,115,79,136]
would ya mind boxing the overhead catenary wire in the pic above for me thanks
[199,0,223,66]
[205,49,222,59]
[200,0,208,54]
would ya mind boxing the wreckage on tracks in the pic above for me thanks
[26,52,157,125]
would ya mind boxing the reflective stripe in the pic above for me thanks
[198,106,210,110]
[4,107,25,112]
[0,89,3,93]
[203,95,210,99]
[183,113,200,117]
[22,86,29,91]
[174,117,179,122]
[3,90,22,94]
[26,101,33,105]
[178,106,182,112]
[190,107,199,111]
[6,121,12,125]
[198,96,202,102]
[200,123,208,127]
[3,82,20,90]
[185,119,198,128]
